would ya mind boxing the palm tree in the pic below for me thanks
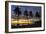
[14,6,21,18]
[29,11,33,18]
[24,10,28,19]
[35,11,40,18]
[14,6,21,26]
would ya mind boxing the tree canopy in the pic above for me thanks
[14,6,21,16]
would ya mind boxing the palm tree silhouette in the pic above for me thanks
[29,11,33,18]
[24,10,28,19]
[14,6,21,19]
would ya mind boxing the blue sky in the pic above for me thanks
[11,5,41,14]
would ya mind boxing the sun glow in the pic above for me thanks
[11,19,32,24]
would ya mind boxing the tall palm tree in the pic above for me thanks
[24,10,28,19]
[29,11,33,18]
[14,6,21,19]
[35,11,40,18]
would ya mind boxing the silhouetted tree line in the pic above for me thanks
[14,6,41,18]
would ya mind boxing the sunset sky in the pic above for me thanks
[11,5,41,18]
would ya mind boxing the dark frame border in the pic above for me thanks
[5,1,45,33]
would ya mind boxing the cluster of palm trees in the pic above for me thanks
[13,6,41,19]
